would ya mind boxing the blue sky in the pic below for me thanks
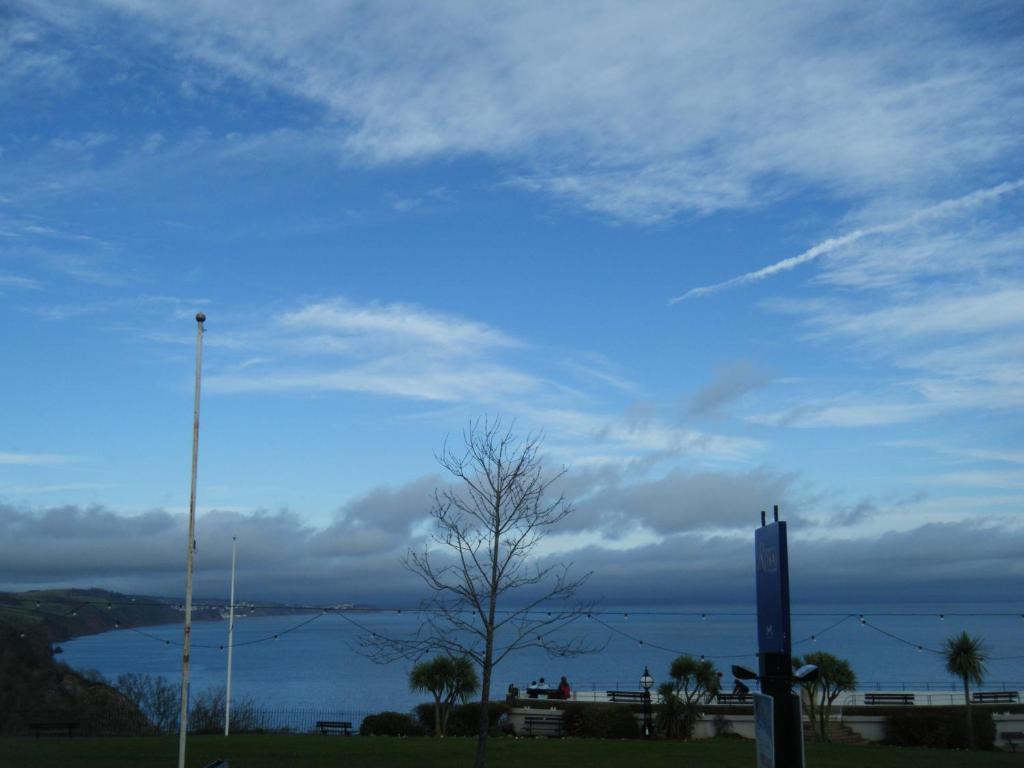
[1,1,1023,604]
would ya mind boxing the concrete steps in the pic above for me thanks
[803,719,869,745]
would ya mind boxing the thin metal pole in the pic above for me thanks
[224,536,237,736]
[178,312,205,768]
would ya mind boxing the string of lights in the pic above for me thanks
[2,600,328,650]
[587,613,755,659]
[7,600,1022,661]
[120,612,328,650]
[6,596,1024,618]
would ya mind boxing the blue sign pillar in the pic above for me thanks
[753,507,804,768]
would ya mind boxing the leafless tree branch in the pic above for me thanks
[361,417,594,767]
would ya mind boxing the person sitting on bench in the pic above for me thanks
[557,676,572,699]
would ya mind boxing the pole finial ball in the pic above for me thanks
[195,312,206,323]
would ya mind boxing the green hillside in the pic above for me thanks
[0,588,210,735]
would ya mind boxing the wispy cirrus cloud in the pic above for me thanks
[13,1,1023,222]
[0,451,77,465]
[525,405,762,464]
[696,178,1024,428]
[203,298,537,403]
[0,9,75,96]
[0,274,40,291]
[811,286,1024,341]
[193,297,760,466]
[884,441,1024,467]
[279,299,520,357]
[673,179,1024,302]
[207,361,544,403]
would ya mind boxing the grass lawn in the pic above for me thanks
[1,735,1019,768]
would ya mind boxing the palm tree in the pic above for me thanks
[409,655,479,736]
[792,651,856,742]
[943,631,987,749]
[657,655,720,740]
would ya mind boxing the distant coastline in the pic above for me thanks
[0,587,343,647]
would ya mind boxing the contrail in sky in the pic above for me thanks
[670,179,1024,303]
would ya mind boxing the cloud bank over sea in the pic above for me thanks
[4,491,1020,606]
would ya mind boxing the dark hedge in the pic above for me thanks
[885,708,995,750]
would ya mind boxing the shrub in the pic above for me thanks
[655,683,701,739]
[78,682,151,735]
[181,686,261,735]
[561,703,639,739]
[116,673,178,733]
[414,702,433,733]
[359,711,423,737]
[885,708,995,750]
[443,701,509,736]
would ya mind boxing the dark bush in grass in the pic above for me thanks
[885,708,995,750]
[561,703,640,739]
[116,673,177,733]
[441,702,509,736]
[184,686,261,735]
[414,703,435,734]
[359,711,423,736]
[77,682,151,735]
[414,702,508,736]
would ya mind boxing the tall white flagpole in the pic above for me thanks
[224,536,237,736]
[178,312,206,768]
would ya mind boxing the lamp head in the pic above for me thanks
[640,665,654,691]
[731,664,759,681]
[793,664,819,683]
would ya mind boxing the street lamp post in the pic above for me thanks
[640,665,654,738]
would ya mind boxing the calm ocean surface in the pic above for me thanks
[60,603,1023,715]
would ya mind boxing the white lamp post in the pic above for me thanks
[640,665,654,738]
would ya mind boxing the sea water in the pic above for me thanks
[60,603,1024,716]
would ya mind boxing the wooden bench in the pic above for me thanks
[606,690,647,703]
[1001,731,1024,752]
[973,691,1018,704]
[30,722,78,739]
[716,692,751,704]
[315,720,352,735]
[526,688,561,699]
[523,713,563,737]
[864,693,914,706]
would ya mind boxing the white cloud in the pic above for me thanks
[915,469,1024,490]
[749,400,937,429]
[206,360,543,403]
[20,1,1021,221]
[0,451,76,465]
[699,175,1024,428]
[814,285,1024,341]
[0,8,76,96]
[527,406,762,463]
[192,297,760,467]
[200,297,541,404]
[279,299,520,356]
[674,180,1024,301]
[0,274,40,290]
[885,441,1024,467]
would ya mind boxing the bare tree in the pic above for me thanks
[369,418,592,768]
